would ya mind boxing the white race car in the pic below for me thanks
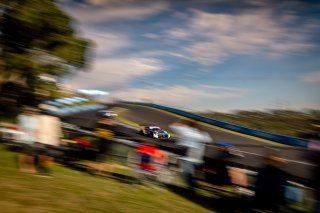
[140,125,170,139]
[98,110,118,118]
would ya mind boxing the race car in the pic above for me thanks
[98,110,118,118]
[140,125,170,139]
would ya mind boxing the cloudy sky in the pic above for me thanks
[60,0,320,112]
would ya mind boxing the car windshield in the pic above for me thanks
[150,127,161,131]
[101,110,112,113]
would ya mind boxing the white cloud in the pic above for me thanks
[83,30,131,55]
[199,84,250,92]
[66,1,169,23]
[301,72,320,84]
[185,42,228,65]
[166,28,191,39]
[66,58,165,89]
[112,85,249,107]
[142,33,160,39]
[173,11,189,20]
[167,9,316,65]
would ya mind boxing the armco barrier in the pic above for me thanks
[120,102,309,147]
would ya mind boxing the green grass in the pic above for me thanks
[0,145,313,213]
[0,145,215,213]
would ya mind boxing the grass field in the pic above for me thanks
[0,145,217,213]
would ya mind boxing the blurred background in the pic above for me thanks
[0,1,320,213]
[1,0,319,135]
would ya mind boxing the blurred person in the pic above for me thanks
[135,145,160,172]
[203,142,234,186]
[305,132,320,213]
[88,114,117,174]
[34,110,62,176]
[169,119,212,191]
[252,153,287,213]
[17,107,39,173]
[154,148,169,167]
[153,148,171,184]
[128,145,168,185]
[228,168,248,188]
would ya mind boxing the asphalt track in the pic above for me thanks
[62,103,315,181]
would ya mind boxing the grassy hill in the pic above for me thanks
[0,145,215,213]
[198,110,320,137]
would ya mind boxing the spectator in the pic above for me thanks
[17,107,39,173]
[127,145,168,186]
[89,114,117,174]
[252,153,287,213]
[306,132,320,213]
[203,152,230,185]
[170,119,212,191]
[34,111,62,176]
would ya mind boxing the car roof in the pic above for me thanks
[148,126,160,129]
[100,110,113,112]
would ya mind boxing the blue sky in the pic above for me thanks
[61,0,320,112]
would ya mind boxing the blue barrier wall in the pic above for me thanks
[121,101,309,147]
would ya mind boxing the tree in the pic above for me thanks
[0,0,91,106]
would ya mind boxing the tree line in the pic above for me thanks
[0,0,91,111]
[198,110,320,138]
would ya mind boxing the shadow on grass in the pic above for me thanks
[61,161,250,212]
[61,161,135,185]
[165,184,240,213]
[61,161,88,172]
